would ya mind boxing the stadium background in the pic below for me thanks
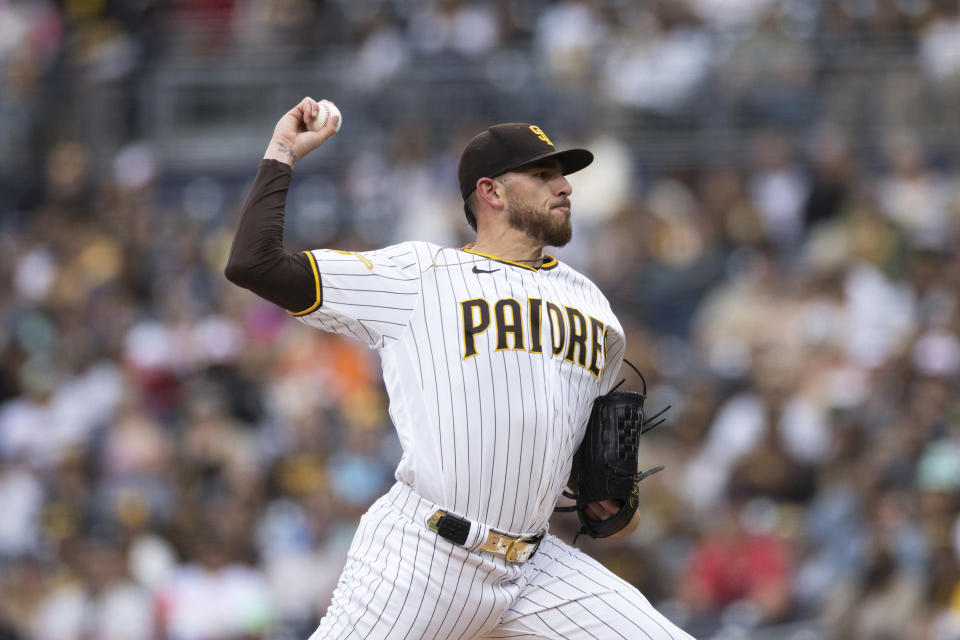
[2,0,960,638]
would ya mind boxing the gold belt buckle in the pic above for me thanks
[505,538,528,563]
[511,534,543,563]
[426,510,445,533]
[484,531,541,563]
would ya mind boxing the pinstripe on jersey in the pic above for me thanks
[296,241,626,536]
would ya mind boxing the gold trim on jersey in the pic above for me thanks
[461,246,558,271]
[330,249,374,270]
[289,250,322,317]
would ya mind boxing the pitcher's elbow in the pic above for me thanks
[224,259,252,288]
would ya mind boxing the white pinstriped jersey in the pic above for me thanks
[295,241,625,535]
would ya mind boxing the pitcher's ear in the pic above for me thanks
[475,177,505,210]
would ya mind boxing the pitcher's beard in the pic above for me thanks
[507,201,572,247]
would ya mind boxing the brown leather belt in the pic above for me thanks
[427,510,544,563]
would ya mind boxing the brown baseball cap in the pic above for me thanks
[458,123,594,199]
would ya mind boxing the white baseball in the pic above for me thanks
[308,100,342,133]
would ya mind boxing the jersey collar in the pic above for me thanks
[461,245,559,271]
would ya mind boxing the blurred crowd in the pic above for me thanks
[3,1,960,639]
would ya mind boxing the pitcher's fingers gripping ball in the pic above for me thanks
[307,99,342,133]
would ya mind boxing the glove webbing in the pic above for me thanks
[558,360,671,543]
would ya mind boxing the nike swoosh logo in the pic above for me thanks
[472,265,500,274]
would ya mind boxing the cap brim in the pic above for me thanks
[505,148,594,177]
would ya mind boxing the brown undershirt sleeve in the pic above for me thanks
[224,159,320,314]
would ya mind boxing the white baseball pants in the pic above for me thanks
[309,482,694,640]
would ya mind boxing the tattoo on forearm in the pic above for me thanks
[275,141,298,163]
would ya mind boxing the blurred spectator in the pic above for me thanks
[409,0,501,59]
[155,531,274,640]
[30,537,154,640]
[746,129,811,249]
[599,5,713,114]
[715,6,817,127]
[877,130,956,247]
[533,0,606,87]
[678,498,793,633]
[0,0,61,196]
[820,489,928,640]
[682,352,828,512]
[802,125,854,230]
[0,462,43,557]
[919,3,960,84]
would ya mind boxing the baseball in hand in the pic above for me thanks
[308,100,342,133]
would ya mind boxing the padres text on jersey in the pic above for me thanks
[459,296,606,380]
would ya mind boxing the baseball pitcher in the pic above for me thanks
[225,97,694,640]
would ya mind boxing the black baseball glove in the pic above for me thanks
[557,361,668,540]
